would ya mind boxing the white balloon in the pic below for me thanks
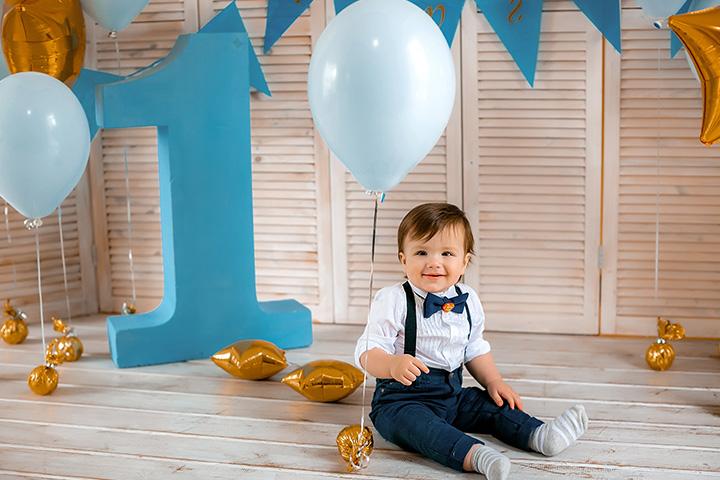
[308,0,455,192]
[637,0,687,27]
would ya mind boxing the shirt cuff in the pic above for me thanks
[464,340,491,364]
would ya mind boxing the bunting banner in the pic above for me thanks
[264,0,314,53]
[573,0,621,53]
[201,2,271,96]
[335,0,464,46]
[475,0,543,86]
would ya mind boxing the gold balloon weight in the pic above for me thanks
[51,317,83,362]
[646,317,686,371]
[1,299,28,344]
[121,302,136,315]
[336,424,373,472]
[2,0,86,86]
[211,339,287,380]
[27,364,59,395]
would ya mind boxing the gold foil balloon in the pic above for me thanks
[45,338,66,366]
[28,364,59,395]
[646,339,676,371]
[211,339,287,380]
[282,360,364,402]
[2,0,86,86]
[336,424,373,471]
[669,7,720,144]
[1,299,28,344]
[658,317,686,341]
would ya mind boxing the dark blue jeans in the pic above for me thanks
[370,367,543,472]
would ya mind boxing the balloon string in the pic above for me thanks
[30,223,47,363]
[358,191,381,467]
[58,206,72,323]
[654,47,661,308]
[4,200,17,289]
[113,36,121,74]
[123,146,137,304]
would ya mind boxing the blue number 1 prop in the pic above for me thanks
[99,32,312,368]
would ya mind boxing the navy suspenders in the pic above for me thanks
[401,281,472,357]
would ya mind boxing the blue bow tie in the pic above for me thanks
[423,292,469,318]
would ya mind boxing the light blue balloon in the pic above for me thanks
[0,36,9,80]
[0,73,90,219]
[691,0,720,11]
[80,0,149,32]
[307,0,455,193]
[636,0,687,24]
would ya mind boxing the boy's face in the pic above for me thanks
[399,225,471,294]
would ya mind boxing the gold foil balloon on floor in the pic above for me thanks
[211,339,287,380]
[52,317,83,362]
[28,364,59,395]
[1,299,28,344]
[282,360,364,402]
[2,0,86,86]
[336,424,373,471]
[669,6,720,145]
[646,317,686,371]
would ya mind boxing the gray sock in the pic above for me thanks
[529,405,588,456]
[472,445,511,480]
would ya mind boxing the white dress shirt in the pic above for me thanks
[354,281,492,372]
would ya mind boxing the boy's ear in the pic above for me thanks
[399,251,406,265]
[464,252,471,268]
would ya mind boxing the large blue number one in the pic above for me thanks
[99,32,312,368]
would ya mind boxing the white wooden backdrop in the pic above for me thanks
[0,0,717,338]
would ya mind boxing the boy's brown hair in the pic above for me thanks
[397,203,474,256]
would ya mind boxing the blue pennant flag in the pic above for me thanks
[72,68,124,140]
[264,0,313,53]
[201,2,271,96]
[475,0,543,87]
[573,0,621,53]
[671,0,694,58]
[334,0,464,46]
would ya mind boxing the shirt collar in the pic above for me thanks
[407,280,457,300]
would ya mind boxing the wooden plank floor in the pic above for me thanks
[1,315,718,479]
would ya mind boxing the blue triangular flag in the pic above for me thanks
[72,68,124,140]
[334,0,463,46]
[573,0,621,53]
[671,0,693,58]
[475,0,543,87]
[201,2,271,96]
[264,0,313,53]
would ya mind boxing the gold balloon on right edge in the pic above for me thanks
[2,0,86,86]
[669,6,720,145]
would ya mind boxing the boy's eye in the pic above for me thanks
[442,251,455,256]
[415,250,427,256]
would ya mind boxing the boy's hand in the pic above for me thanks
[390,354,430,385]
[486,379,523,410]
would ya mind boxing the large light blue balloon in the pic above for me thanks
[0,73,90,219]
[637,0,687,25]
[308,0,455,193]
[0,37,9,80]
[80,0,149,32]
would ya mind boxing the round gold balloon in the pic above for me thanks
[28,364,59,395]
[336,424,373,471]
[211,339,287,380]
[669,7,720,145]
[121,302,137,315]
[45,337,66,367]
[1,317,28,344]
[282,360,364,402]
[61,335,83,362]
[646,339,676,371]
[2,0,86,86]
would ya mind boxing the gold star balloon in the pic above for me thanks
[281,360,364,402]
[211,339,287,380]
[336,424,373,471]
[669,6,720,145]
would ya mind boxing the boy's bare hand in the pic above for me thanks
[390,354,430,385]
[486,378,523,410]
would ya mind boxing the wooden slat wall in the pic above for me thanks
[462,1,602,334]
[87,0,198,314]
[602,4,720,337]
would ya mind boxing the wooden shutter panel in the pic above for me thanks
[602,5,720,337]
[462,4,602,334]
